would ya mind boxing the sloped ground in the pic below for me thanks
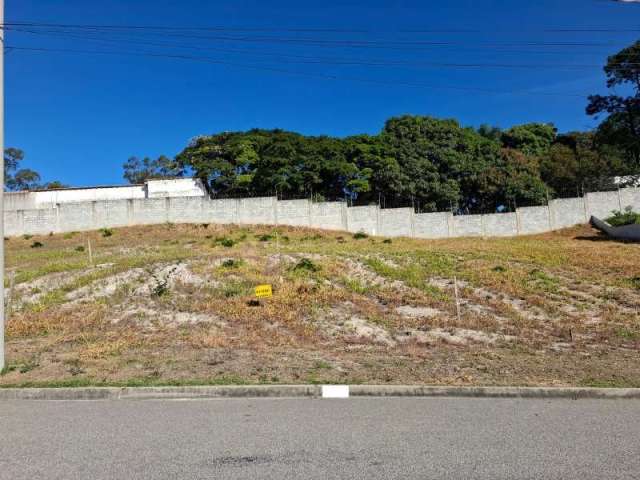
[2,222,639,387]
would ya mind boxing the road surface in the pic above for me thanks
[1,397,639,479]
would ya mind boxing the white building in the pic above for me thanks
[4,178,207,211]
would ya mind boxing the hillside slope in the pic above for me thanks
[2,223,639,387]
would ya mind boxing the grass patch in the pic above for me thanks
[292,258,321,273]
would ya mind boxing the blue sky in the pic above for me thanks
[5,0,640,186]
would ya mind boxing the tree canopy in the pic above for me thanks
[125,39,639,213]
[3,148,67,191]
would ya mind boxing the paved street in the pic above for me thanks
[1,397,639,479]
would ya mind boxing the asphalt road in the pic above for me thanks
[1,397,639,479]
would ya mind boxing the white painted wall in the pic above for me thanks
[4,178,206,210]
[146,178,207,198]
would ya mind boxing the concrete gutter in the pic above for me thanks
[1,385,639,401]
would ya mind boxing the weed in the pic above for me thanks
[1,359,39,375]
[343,277,368,294]
[383,239,392,244]
[201,223,210,229]
[75,246,85,252]
[214,237,236,248]
[293,258,321,273]
[353,232,368,240]
[23,234,33,240]
[492,265,506,273]
[100,228,113,238]
[30,241,44,249]
[629,276,640,290]
[615,328,640,340]
[222,259,243,269]
[605,207,640,227]
[257,234,274,242]
[150,265,178,297]
[63,232,77,239]
[527,269,558,290]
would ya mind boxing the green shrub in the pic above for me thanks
[23,234,33,240]
[214,237,236,248]
[257,234,274,242]
[30,241,44,249]
[353,232,368,240]
[150,266,178,298]
[605,207,640,227]
[383,239,392,244]
[100,228,113,238]
[293,258,320,273]
[75,246,85,252]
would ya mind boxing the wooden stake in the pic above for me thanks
[87,237,93,266]
[454,275,461,325]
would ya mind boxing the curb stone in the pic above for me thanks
[0,385,639,401]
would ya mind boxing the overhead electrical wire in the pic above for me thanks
[4,25,638,70]
[3,45,592,98]
[3,21,640,34]
[3,20,634,98]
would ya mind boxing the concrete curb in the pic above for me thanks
[1,385,639,401]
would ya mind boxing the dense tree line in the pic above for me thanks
[166,116,632,213]
[156,40,639,213]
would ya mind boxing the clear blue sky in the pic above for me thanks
[5,0,640,186]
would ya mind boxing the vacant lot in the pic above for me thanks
[2,222,639,388]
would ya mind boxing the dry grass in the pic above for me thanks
[1,222,639,388]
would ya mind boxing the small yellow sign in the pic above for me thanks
[255,284,273,298]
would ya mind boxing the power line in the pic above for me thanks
[0,25,625,48]
[3,21,640,34]
[5,27,638,70]
[5,45,591,98]
[11,25,625,57]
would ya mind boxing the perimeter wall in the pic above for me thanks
[5,187,638,239]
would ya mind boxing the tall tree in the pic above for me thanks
[123,155,183,184]
[587,40,640,167]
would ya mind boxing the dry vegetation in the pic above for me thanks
[2,222,639,388]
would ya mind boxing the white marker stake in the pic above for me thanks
[322,385,349,399]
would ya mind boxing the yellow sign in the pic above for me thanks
[255,284,273,298]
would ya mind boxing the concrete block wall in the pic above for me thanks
[483,213,518,237]
[379,208,414,237]
[585,191,621,220]
[516,206,551,235]
[620,188,640,212]
[277,200,311,227]
[414,212,451,239]
[4,187,640,240]
[309,202,346,231]
[549,197,588,229]
[346,206,379,235]
[452,215,484,237]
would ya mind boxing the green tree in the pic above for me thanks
[123,155,183,184]
[587,40,640,167]
[501,123,557,157]
[11,169,41,191]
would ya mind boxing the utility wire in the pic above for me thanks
[6,26,638,70]
[3,21,640,34]
[0,25,624,48]
[5,45,591,98]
